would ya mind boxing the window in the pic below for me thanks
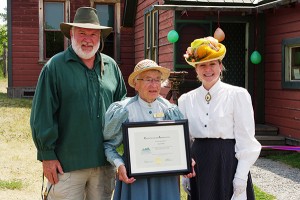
[44,2,64,59]
[39,0,69,63]
[152,11,158,61]
[145,12,151,60]
[39,1,120,63]
[144,9,158,62]
[96,4,115,58]
[282,37,300,88]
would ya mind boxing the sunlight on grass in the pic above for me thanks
[267,152,300,169]
[0,78,32,141]
[254,185,276,200]
[0,179,23,190]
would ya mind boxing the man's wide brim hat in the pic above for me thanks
[184,36,226,67]
[128,59,170,88]
[60,7,112,40]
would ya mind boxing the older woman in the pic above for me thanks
[178,37,261,200]
[103,59,194,200]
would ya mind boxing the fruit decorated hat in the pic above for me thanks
[183,36,226,67]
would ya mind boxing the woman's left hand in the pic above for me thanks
[118,165,136,184]
[184,158,196,178]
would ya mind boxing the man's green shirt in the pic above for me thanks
[30,46,127,172]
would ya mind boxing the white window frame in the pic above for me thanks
[282,37,300,89]
[144,9,158,62]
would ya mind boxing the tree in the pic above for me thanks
[0,7,7,77]
[0,7,7,50]
[0,7,7,23]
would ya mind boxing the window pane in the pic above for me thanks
[45,31,64,58]
[101,33,114,57]
[153,11,158,47]
[147,14,151,48]
[291,47,300,81]
[45,2,64,30]
[96,4,114,27]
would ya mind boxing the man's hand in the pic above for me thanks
[117,165,136,184]
[42,160,64,185]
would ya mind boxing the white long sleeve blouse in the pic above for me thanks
[178,80,261,181]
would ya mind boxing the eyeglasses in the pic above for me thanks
[136,78,163,84]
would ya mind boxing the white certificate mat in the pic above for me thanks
[122,120,191,177]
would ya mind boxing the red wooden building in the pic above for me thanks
[6,0,300,145]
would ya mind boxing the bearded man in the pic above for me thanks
[30,7,126,200]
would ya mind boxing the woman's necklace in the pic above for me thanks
[205,92,211,104]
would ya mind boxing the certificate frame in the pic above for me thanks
[122,119,191,177]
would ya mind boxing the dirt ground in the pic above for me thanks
[0,79,42,199]
[0,140,41,199]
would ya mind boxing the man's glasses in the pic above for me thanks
[136,78,163,84]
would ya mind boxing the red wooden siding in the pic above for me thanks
[133,0,174,97]
[119,25,135,96]
[11,0,40,87]
[264,4,300,139]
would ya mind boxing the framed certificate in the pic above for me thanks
[122,120,191,177]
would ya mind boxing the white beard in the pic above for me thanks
[71,37,100,60]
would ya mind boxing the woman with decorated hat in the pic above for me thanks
[178,37,261,200]
[103,59,195,200]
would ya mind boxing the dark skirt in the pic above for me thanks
[188,138,255,200]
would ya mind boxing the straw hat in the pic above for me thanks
[128,59,170,88]
[60,7,112,40]
[184,36,226,67]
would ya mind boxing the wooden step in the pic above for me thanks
[255,135,286,145]
[255,124,278,136]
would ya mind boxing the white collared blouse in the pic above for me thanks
[178,79,261,181]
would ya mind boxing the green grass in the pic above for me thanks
[0,179,23,190]
[0,78,32,141]
[266,152,300,169]
[254,185,276,200]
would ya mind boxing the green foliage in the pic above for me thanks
[0,179,23,190]
[0,65,4,79]
[0,24,7,47]
[0,7,7,23]
[0,8,7,77]
[0,7,7,45]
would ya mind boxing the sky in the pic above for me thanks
[0,1,6,13]
[0,0,6,25]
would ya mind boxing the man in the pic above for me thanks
[30,7,127,200]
